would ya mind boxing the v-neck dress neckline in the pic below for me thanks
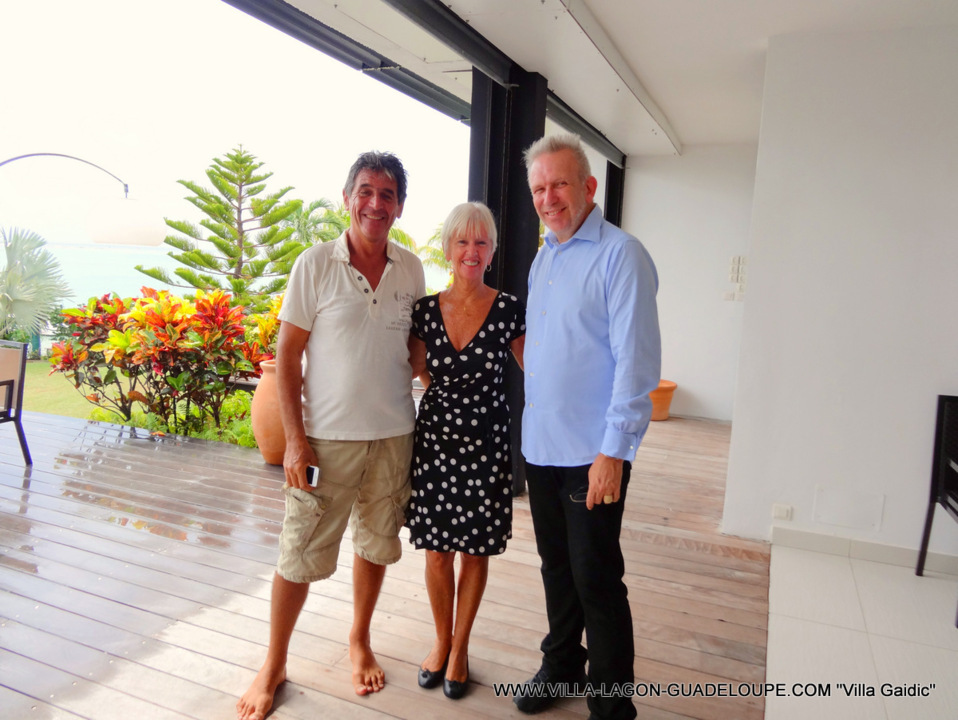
[438,290,500,353]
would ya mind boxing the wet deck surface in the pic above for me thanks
[1,411,768,720]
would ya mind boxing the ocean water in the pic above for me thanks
[45,241,451,309]
[49,242,207,307]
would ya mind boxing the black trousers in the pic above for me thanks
[525,461,637,720]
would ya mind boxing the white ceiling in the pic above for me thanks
[284,0,958,157]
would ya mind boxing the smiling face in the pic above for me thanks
[527,148,598,244]
[447,230,495,284]
[343,169,403,246]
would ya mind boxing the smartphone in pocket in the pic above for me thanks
[305,465,321,487]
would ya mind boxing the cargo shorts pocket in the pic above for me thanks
[282,486,332,558]
[390,494,408,537]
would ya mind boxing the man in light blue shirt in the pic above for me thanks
[514,134,660,720]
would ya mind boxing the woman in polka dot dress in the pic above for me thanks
[407,202,525,699]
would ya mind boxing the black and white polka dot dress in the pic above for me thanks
[407,292,526,556]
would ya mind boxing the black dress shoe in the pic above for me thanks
[513,667,588,713]
[443,661,469,700]
[418,652,449,689]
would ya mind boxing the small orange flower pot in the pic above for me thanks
[649,380,677,421]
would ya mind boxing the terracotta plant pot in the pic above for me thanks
[250,359,285,464]
[649,380,677,421]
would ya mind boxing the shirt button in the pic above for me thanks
[364,289,369,293]
[541,310,546,316]
[373,299,378,304]
[529,403,534,408]
[548,280,552,285]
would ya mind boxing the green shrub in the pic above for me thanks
[50,287,278,446]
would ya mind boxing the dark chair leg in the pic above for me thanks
[915,499,936,576]
[14,417,32,466]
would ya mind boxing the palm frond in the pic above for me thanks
[0,227,72,336]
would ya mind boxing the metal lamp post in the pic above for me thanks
[0,152,129,197]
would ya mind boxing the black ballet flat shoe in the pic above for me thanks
[443,661,469,700]
[418,652,449,689]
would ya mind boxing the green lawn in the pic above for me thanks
[23,360,98,419]
[22,361,258,449]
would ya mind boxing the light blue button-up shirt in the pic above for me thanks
[522,205,661,467]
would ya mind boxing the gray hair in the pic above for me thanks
[523,133,592,181]
[441,202,498,256]
[343,151,408,204]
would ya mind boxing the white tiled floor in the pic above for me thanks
[765,546,958,720]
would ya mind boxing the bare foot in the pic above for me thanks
[237,663,286,720]
[349,640,385,695]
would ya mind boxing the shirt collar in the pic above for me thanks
[331,230,396,263]
[543,204,604,249]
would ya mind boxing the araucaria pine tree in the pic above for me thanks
[137,147,302,311]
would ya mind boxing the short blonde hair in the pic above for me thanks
[441,202,498,256]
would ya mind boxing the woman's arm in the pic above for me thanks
[409,335,427,377]
[511,334,525,370]
[409,334,432,389]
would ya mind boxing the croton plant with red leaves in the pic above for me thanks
[50,288,279,433]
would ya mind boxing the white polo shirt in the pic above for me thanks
[279,233,426,440]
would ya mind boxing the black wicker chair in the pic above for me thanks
[915,394,958,627]
[0,340,32,465]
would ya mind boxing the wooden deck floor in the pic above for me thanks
[0,411,768,720]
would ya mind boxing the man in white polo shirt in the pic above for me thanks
[237,151,425,720]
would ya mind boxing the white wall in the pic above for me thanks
[624,145,757,421]
[724,27,958,554]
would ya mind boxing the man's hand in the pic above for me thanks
[586,453,624,510]
[283,435,319,491]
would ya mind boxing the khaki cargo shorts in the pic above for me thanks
[276,433,413,584]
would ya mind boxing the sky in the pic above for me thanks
[0,0,470,299]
